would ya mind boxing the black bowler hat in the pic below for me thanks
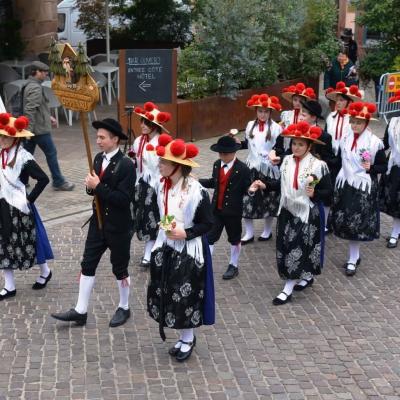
[92,118,128,140]
[341,28,354,38]
[300,100,324,120]
[210,135,242,153]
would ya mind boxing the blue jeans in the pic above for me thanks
[24,133,66,187]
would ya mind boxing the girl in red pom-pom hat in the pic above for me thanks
[331,101,387,276]
[0,114,53,301]
[132,103,171,267]
[378,95,400,249]
[239,93,283,244]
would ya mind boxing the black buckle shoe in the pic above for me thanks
[241,236,254,245]
[169,340,183,356]
[222,264,239,280]
[345,263,357,276]
[272,291,292,305]
[51,308,87,326]
[175,336,196,362]
[140,257,150,268]
[0,288,16,301]
[293,277,314,291]
[387,237,398,249]
[32,271,52,290]
[258,233,272,242]
[109,307,131,327]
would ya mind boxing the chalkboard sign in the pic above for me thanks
[125,49,173,103]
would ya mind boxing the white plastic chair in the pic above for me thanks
[90,70,108,105]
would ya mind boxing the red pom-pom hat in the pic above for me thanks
[281,83,317,103]
[133,102,171,133]
[246,93,282,112]
[281,122,325,145]
[388,90,400,104]
[0,113,34,138]
[155,135,200,168]
[348,102,378,121]
[325,81,363,103]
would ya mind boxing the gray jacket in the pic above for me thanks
[23,77,52,135]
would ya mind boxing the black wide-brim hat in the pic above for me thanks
[300,99,324,120]
[210,135,242,153]
[92,118,128,140]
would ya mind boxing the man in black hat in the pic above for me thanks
[341,28,358,64]
[199,135,252,280]
[51,118,136,327]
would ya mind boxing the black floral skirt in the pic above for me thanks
[242,169,280,219]
[0,203,36,270]
[147,244,205,330]
[134,179,160,241]
[276,205,324,280]
[332,180,380,241]
[379,166,400,218]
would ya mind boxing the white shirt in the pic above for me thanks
[220,158,236,173]
[0,95,5,113]
[101,148,119,172]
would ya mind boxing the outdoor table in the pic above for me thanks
[0,60,33,79]
[90,53,119,65]
[92,64,119,105]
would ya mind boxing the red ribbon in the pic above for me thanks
[351,133,360,151]
[293,156,301,190]
[160,164,180,215]
[335,112,345,140]
[293,108,300,124]
[137,134,149,173]
[258,120,265,132]
[1,147,11,169]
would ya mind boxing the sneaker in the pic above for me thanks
[53,182,75,191]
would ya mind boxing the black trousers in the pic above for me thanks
[207,211,242,245]
[81,219,133,280]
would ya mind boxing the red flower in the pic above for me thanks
[7,126,16,136]
[367,103,376,113]
[336,81,346,89]
[156,146,165,157]
[287,124,296,132]
[296,82,306,91]
[325,87,334,94]
[0,113,11,126]
[297,121,310,134]
[270,96,279,104]
[14,117,28,131]
[145,112,154,121]
[259,94,268,101]
[349,85,358,94]
[310,126,322,138]
[349,110,358,117]
[185,143,198,159]
[304,88,315,97]
[261,101,269,108]
[144,102,156,111]
[294,130,302,137]
[365,113,371,119]
[251,94,260,102]
[158,133,173,146]
[352,102,363,112]
[342,109,348,114]
[282,88,289,93]
[134,106,143,114]
[170,139,186,157]
[359,112,365,118]
[247,100,254,107]
[146,144,154,151]
[341,88,348,94]
[156,111,171,124]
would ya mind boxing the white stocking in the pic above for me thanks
[323,206,330,228]
[229,244,241,267]
[348,241,360,265]
[276,279,297,301]
[260,217,273,238]
[390,218,400,243]
[1,270,15,295]
[117,276,130,310]
[242,218,254,241]
[36,262,51,284]
[209,244,214,256]
[179,328,194,352]
[143,240,155,262]
[75,274,95,314]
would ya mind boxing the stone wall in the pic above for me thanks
[13,0,57,56]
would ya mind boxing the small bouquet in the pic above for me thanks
[159,215,176,231]
[229,128,239,136]
[306,174,320,188]
[359,149,371,163]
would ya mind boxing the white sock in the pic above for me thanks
[296,275,313,287]
[242,219,254,240]
[117,276,130,310]
[260,217,273,238]
[179,328,194,352]
[229,244,241,267]
[1,270,16,295]
[143,240,155,262]
[36,263,51,284]
[348,241,360,265]
[209,244,214,255]
[390,218,400,243]
[323,206,330,228]
[276,279,297,300]
[75,274,95,314]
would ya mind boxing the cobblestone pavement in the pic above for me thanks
[1,97,400,400]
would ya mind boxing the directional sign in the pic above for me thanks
[125,49,173,103]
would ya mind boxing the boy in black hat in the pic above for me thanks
[51,118,136,327]
[199,135,253,280]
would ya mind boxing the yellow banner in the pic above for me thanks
[386,73,400,92]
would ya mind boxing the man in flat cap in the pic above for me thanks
[23,60,75,191]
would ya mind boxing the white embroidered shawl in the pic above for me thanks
[325,111,351,156]
[387,117,400,174]
[133,133,160,186]
[279,153,328,223]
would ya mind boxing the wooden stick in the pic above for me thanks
[80,111,103,229]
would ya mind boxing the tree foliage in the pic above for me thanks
[75,0,108,39]
[354,0,400,80]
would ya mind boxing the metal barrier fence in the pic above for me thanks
[378,72,400,123]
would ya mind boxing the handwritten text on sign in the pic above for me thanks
[125,50,173,103]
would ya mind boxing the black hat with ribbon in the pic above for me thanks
[300,100,324,120]
[92,118,128,140]
[210,135,242,153]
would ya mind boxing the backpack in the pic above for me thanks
[9,83,27,117]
